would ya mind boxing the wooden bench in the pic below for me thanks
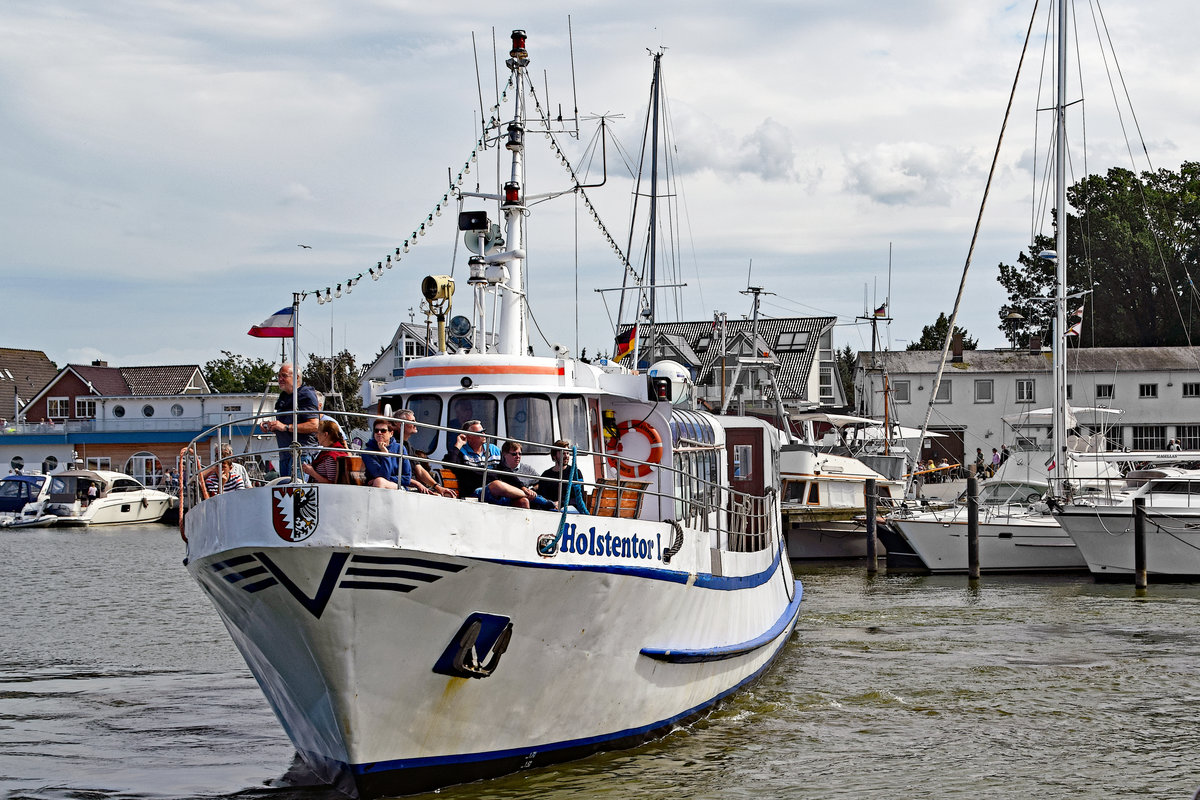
[590,479,648,518]
[436,467,459,495]
[336,456,366,486]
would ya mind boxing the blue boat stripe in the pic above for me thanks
[484,542,782,591]
[348,596,802,777]
[221,566,269,583]
[242,578,278,593]
[640,584,804,663]
[211,554,257,571]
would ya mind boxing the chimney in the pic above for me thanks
[951,333,964,363]
[91,359,108,367]
[1029,336,1042,355]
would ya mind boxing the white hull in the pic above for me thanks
[52,492,175,527]
[1056,505,1200,579]
[890,507,1086,573]
[185,485,800,796]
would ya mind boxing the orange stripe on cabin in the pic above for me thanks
[405,365,565,377]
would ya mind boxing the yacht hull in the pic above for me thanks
[890,510,1086,573]
[1055,505,1200,579]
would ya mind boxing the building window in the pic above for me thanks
[1177,425,1200,450]
[10,456,24,473]
[47,397,70,418]
[933,380,951,404]
[819,367,834,402]
[1016,379,1035,403]
[974,380,994,403]
[1096,384,1114,400]
[171,404,184,417]
[113,405,125,418]
[1131,425,1166,450]
[222,405,242,412]
[42,456,58,473]
[86,457,111,470]
[1183,383,1200,398]
[1139,383,1158,399]
[142,404,155,417]
[1105,427,1124,452]
[893,380,911,404]
[775,331,809,351]
[1066,384,1073,400]
[694,334,711,353]
[75,399,97,419]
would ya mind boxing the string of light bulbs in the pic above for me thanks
[301,72,635,306]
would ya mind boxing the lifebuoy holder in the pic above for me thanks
[607,419,663,478]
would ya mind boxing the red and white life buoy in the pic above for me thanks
[606,419,663,478]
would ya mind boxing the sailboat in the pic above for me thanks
[888,1,1106,574]
[180,31,801,797]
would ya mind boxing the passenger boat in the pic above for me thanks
[180,30,801,798]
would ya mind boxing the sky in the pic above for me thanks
[4,1,1200,374]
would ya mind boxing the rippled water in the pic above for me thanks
[2,527,1198,799]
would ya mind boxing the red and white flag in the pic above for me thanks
[248,308,295,338]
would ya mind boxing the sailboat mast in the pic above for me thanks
[1052,0,1069,482]
[647,50,662,362]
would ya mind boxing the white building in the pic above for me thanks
[856,343,1200,464]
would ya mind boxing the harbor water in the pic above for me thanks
[2,524,1198,799]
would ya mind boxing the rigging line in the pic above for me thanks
[912,0,1041,493]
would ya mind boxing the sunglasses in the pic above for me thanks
[373,428,391,434]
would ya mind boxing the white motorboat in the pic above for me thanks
[24,469,176,527]
[0,473,54,527]
[181,31,801,798]
[1055,472,1200,579]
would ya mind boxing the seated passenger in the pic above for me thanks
[484,441,556,510]
[362,417,403,489]
[302,419,349,484]
[444,419,501,499]
[535,439,588,512]
[197,443,248,496]
[394,410,454,496]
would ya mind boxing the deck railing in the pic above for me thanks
[183,410,779,554]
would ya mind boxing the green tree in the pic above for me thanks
[203,350,276,393]
[835,344,856,407]
[303,350,365,427]
[907,313,978,351]
[998,163,1200,347]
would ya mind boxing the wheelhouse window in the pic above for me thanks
[557,395,590,452]
[1016,379,1035,403]
[47,397,69,418]
[406,394,444,456]
[446,393,498,444]
[504,394,553,454]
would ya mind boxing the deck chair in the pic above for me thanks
[336,456,367,486]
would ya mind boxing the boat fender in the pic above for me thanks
[662,519,684,564]
[141,496,149,509]
[607,419,663,478]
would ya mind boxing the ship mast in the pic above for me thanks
[1050,0,1069,483]
[495,30,530,356]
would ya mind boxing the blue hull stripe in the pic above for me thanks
[639,584,804,663]
[484,539,784,591]
[348,594,803,778]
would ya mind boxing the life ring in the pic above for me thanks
[606,419,663,478]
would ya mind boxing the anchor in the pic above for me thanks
[433,612,514,679]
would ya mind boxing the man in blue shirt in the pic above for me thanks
[445,419,501,498]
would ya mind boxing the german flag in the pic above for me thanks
[614,325,637,363]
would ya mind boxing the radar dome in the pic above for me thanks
[647,360,693,405]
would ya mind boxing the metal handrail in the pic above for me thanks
[182,410,779,552]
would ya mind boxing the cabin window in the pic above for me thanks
[406,394,444,456]
[112,478,142,493]
[807,482,821,505]
[784,480,805,503]
[732,444,753,480]
[505,394,553,454]
[42,456,58,473]
[47,398,69,418]
[75,399,97,419]
[557,396,590,451]
[447,394,497,441]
